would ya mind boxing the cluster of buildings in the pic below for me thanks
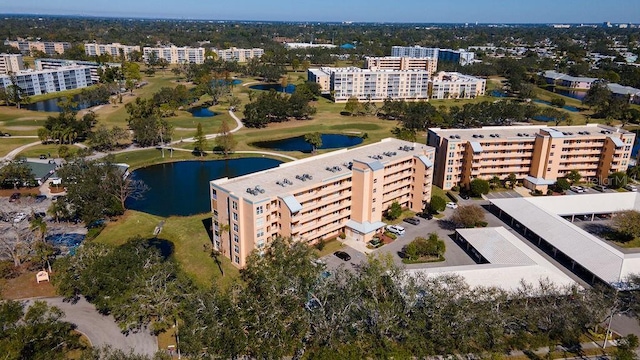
[84,42,141,60]
[541,70,640,104]
[211,123,636,269]
[35,58,120,83]
[212,47,264,62]
[391,46,477,66]
[0,53,25,75]
[141,45,265,64]
[4,39,71,56]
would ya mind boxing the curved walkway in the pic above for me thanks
[2,140,42,161]
[167,146,298,161]
[171,109,243,143]
[25,297,157,356]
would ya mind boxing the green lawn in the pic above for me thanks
[94,210,240,289]
[112,148,206,170]
[18,143,78,158]
[0,138,40,157]
[431,185,447,200]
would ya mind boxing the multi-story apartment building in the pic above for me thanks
[4,40,71,56]
[430,71,486,99]
[210,138,435,267]
[142,46,205,64]
[212,47,264,62]
[390,46,475,66]
[541,70,598,89]
[391,46,439,59]
[35,58,120,83]
[0,66,93,96]
[307,67,431,103]
[0,54,24,75]
[84,42,141,60]
[427,124,635,191]
[364,56,438,76]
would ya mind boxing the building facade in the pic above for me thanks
[430,71,486,99]
[213,47,264,62]
[308,67,432,103]
[84,43,141,60]
[0,54,24,75]
[541,70,598,89]
[427,124,635,191]
[142,46,205,64]
[35,58,120,83]
[0,66,93,96]
[364,56,437,76]
[391,46,439,59]
[4,40,71,56]
[211,138,435,267]
[438,49,476,66]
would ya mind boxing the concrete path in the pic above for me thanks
[2,140,42,161]
[25,297,158,356]
[171,109,243,143]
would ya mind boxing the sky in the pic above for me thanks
[2,0,640,24]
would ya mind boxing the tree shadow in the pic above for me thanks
[145,238,174,259]
[200,217,223,276]
[436,219,457,231]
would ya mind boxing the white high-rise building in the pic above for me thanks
[391,46,439,59]
[430,72,486,99]
[0,54,24,75]
[142,46,205,64]
[213,47,264,62]
[84,43,141,60]
[0,66,93,96]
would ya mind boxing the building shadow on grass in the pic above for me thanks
[200,216,224,276]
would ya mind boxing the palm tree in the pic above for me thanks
[29,216,47,242]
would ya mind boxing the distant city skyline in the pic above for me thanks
[2,0,640,24]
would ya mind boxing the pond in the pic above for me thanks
[490,90,508,98]
[47,233,86,255]
[211,79,243,86]
[189,106,218,117]
[25,94,97,112]
[546,87,588,101]
[126,158,283,217]
[249,83,296,94]
[532,99,580,112]
[252,134,364,153]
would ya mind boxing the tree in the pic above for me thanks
[612,210,640,240]
[88,125,129,152]
[343,97,363,116]
[583,82,612,116]
[429,196,447,213]
[386,201,403,220]
[450,204,486,228]
[0,223,36,267]
[304,132,322,153]
[193,122,208,156]
[506,173,517,189]
[567,170,582,183]
[0,161,35,189]
[106,170,149,212]
[518,83,536,99]
[469,179,490,197]
[404,233,445,261]
[608,171,629,189]
[214,119,237,156]
[550,97,566,108]
[615,334,639,360]
[554,178,571,192]
[126,98,173,147]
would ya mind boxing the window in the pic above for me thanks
[233,234,239,242]
[551,144,556,148]
[373,188,376,193]
[234,256,240,264]
[233,224,238,232]
[373,198,376,203]
[213,210,218,216]
[212,189,217,200]
[232,201,238,210]
[257,230,264,238]
[373,179,377,183]
[447,159,454,165]
[234,245,239,253]
[232,212,238,221]
[256,206,263,215]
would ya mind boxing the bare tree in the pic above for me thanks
[0,223,36,267]
[109,174,150,211]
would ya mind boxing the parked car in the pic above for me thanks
[416,212,433,220]
[333,251,351,261]
[35,195,47,203]
[9,192,20,202]
[460,193,470,200]
[13,212,27,223]
[39,154,47,159]
[446,202,459,209]
[570,185,585,193]
[593,185,606,192]
[625,184,638,192]
[386,225,406,236]
[403,217,420,225]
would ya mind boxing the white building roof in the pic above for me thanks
[491,193,640,284]
[408,227,577,291]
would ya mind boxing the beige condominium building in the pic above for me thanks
[430,71,486,99]
[142,46,205,64]
[427,124,635,191]
[307,67,431,103]
[0,53,24,75]
[84,42,141,60]
[4,40,71,56]
[210,138,435,267]
[212,47,264,62]
[364,56,438,76]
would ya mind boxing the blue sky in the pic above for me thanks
[3,0,639,23]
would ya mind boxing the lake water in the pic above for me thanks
[249,83,297,94]
[126,158,282,217]
[190,107,218,117]
[532,99,580,112]
[252,134,363,153]
[547,87,588,101]
[25,94,94,112]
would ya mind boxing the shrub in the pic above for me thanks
[338,232,346,239]
[0,261,20,279]
[451,204,486,228]
[451,185,460,192]
[555,178,570,192]
[315,239,326,251]
[429,196,447,213]
[404,233,445,261]
[470,179,490,197]
[386,201,402,220]
[608,171,629,189]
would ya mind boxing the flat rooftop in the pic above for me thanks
[491,193,640,285]
[429,124,631,142]
[407,227,577,291]
[316,67,432,75]
[212,138,434,203]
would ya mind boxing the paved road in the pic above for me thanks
[26,297,158,356]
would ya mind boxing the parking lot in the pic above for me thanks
[483,190,522,199]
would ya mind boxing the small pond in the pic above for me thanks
[532,99,580,112]
[47,233,86,255]
[547,87,588,101]
[25,94,98,112]
[490,90,508,98]
[211,79,243,87]
[126,158,282,217]
[249,83,296,94]
[189,107,218,117]
[252,134,363,153]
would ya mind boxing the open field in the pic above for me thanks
[0,138,40,157]
[17,143,79,158]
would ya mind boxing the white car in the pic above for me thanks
[386,225,406,236]
[625,184,638,192]
[13,212,27,223]
[570,185,585,193]
[446,202,458,209]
